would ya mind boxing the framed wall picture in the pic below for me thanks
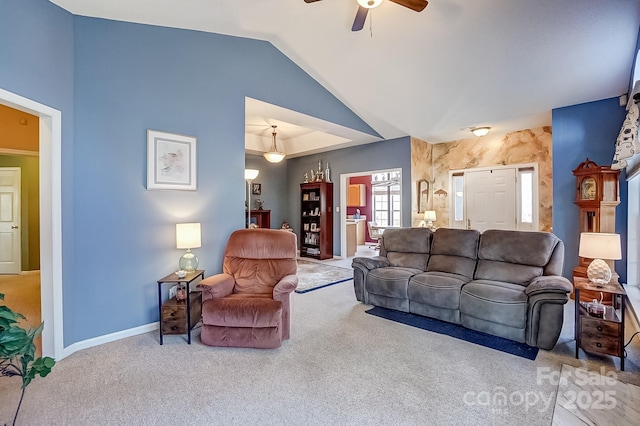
[311,223,317,231]
[147,129,197,190]
[252,183,262,195]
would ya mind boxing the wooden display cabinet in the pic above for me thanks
[300,182,333,260]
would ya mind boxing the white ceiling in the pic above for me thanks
[51,0,640,156]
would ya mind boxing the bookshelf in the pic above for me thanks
[300,182,333,260]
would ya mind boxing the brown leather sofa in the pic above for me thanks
[197,229,298,348]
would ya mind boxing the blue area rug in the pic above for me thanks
[366,306,539,360]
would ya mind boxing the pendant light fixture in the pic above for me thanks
[263,125,285,163]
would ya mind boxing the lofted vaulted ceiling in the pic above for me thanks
[51,0,640,156]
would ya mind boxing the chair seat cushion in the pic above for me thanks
[408,271,470,309]
[367,267,423,299]
[460,280,527,329]
[202,297,282,328]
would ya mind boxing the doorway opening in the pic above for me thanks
[0,88,63,360]
[448,163,539,232]
[339,168,402,260]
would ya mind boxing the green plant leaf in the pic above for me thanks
[0,327,31,358]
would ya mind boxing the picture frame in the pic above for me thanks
[147,129,197,191]
[303,223,309,231]
[311,223,317,231]
[303,193,309,201]
[252,183,262,195]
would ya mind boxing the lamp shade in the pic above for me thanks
[424,210,437,221]
[176,223,201,249]
[578,232,621,260]
[244,169,259,181]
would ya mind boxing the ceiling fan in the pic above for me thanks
[304,0,428,32]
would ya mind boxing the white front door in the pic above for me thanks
[465,168,516,232]
[0,168,21,274]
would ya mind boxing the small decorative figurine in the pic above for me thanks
[304,173,309,183]
[310,170,316,182]
[325,162,331,183]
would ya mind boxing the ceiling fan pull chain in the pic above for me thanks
[369,10,373,37]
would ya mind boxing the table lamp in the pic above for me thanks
[245,169,259,228]
[176,223,201,272]
[424,210,436,229]
[578,232,621,286]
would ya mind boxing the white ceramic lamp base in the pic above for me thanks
[587,258,612,286]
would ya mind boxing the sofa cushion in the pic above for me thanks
[460,280,528,329]
[367,267,423,299]
[475,230,559,285]
[427,228,480,278]
[408,271,471,309]
[380,228,431,270]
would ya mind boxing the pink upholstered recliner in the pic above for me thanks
[197,229,298,349]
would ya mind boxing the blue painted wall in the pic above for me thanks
[552,97,628,282]
[68,18,377,344]
[1,0,379,346]
[0,0,76,337]
[287,137,412,256]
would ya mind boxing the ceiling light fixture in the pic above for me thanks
[471,126,491,137]
[357,0,384,8]
[263,125,286,163]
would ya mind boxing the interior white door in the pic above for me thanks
[0,168,21,274]
[465,168,516,232]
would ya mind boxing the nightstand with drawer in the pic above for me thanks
[157,270,204,345]
[574,277,626,370]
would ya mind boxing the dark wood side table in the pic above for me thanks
[157,270,204,345]
[574,277,626,370]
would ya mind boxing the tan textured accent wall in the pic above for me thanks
[411,127,553,231]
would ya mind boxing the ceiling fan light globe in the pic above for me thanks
[357,0,384,9]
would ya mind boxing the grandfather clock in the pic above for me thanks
[572,158,620,290]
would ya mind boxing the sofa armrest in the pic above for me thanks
[351,256,388,304]
[196,273,234,301]
[274,275,298,299]
[525,276,573,297]
[352,256,389,271]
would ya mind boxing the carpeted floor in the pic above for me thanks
[295,259,353,293]
[1,278,639,425]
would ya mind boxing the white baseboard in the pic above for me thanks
[62,322,159,359]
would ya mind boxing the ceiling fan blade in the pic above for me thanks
[304,0,323,3]
[389,0,428,12]
[352,6,369,31]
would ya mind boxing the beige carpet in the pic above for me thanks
[1,280,639,425]
[295,259,353,293]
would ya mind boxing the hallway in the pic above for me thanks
[0,272,42,356]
